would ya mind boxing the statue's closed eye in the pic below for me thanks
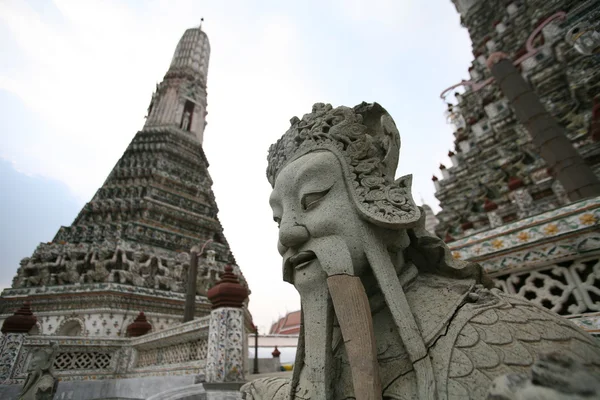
[301,188,331,211]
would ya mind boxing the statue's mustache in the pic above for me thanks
[283,236,355,283]
[287,251,317,271]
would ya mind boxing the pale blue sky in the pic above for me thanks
[0,0,473,331]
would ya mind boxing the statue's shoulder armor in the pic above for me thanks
[428,288,600,399]
[240,377,290,400]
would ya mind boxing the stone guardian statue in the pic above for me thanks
[18,342,59,400]
[241,102,600,399]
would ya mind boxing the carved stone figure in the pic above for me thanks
[171,258,186,292]
[26,265,51,288]
[110,251,135,285]
[154,258,173,290]
[13,258,30,288]
[18,342,59,400]
[181,110,191,131]
[25,250,60,287]
[56,249,83,285]
[132,252,153,287]
[206,249,216,266]
[195,272,211,296]
[241,103,600,399]
[81,247,114,283]
[110,251,152,287]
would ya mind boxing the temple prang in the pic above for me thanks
[0,26,249,339]
[434,0,600,241]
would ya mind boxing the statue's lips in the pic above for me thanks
[288,251,317,270]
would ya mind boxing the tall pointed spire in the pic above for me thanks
[144,27,210,144]
[3,26,246,338]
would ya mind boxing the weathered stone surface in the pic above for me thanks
[487,352,600,399]
[17,342,58,400]
[242,102,600,399]
[434,1,600,241]
[51,375,196,400]
[0,385,21,400]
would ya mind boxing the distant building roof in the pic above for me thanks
[269,310,301,335]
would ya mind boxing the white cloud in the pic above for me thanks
[335,0,417,29]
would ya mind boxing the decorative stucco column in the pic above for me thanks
[508,176,535,218]
[487,53,600,201]
[552,180,570,206]
[205,266,249,384]
[484,199,503,228]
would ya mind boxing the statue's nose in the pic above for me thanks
[279,220,309,250]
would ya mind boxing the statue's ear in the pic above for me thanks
[354,174,421,229]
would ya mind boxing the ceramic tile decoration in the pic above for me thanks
[449,197,600,274]
[205,308,245,383]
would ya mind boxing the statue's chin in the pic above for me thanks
[293,258,326,294]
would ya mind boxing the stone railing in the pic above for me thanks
[135,338,207,368]
[0,263,251,398]
[0,317,211,384]
[0,334,128,384]
[128,316,210,377]
[449,196,600,335]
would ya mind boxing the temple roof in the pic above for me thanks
[269,310,301,335]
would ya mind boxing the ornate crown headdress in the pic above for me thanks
[267,102,420,228]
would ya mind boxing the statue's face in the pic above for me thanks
[270,151,368,288]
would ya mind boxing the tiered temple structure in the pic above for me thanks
[0,26,248,338]
[432,0,600,240]
[429,0,600,338]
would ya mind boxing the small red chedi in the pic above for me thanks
[272,346,281,358]
[1,301,37,334]
[127,311,152,337]
[207,265,248,310]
